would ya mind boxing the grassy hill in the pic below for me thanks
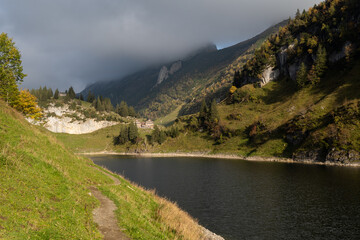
[0,101,208,239]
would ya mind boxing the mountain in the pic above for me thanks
[155,0,360,164]
[80,20,287,119]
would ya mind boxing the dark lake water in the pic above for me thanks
[91,155,360,240]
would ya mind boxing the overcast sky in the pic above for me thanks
[0,0,321,92]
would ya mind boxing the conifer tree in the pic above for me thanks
[87,91,95,103]
[54,89,59,99]
[118,101,129,117]
[314,45,327,78]
[128,122,138,143]
[68,86,76,99]
[296,62,308,88]
[233,71,242,88]
[199,100,208,124]
[118,125,129,144]
[209,99,219,124]
[48,88,53,99]
[128,106,137,117]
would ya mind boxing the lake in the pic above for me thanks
[91,155,360,240]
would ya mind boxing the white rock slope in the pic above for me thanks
[28,103,118,134]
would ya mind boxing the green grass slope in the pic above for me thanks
[0,101,205,239]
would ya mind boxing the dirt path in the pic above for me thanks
[91,167,129,240]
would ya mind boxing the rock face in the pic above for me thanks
[293,148,360,164]
[27,103,118,134]
[244,41,355,88]
[293,149,326,163]
[328,41,351,63]
[260,66,280,86]
[242,65,280,86]
[156,61,182,85]
[325,149,360,164]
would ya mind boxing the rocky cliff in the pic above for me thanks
[156,61,182,86]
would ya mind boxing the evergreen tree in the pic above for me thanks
[87,90,95,103]
[314,45,327,78]
[128,106,137,117]
[94,96,105,111]
[103,98,113,112]
[296,62,308,88]
[42,86,47,101]
[48,88,53,99]
[128,122,138,143]
[68,86,76,99]
[209,99,219,124]
[118,125,129,144]
[307,65,319,85]
[199,100,208,127]
[118,101,129,117]
[54,89,59,99]
[79,93,84,101]
[233,71,242,88]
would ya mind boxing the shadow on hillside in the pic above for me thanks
[307,59,360,107]
[260,78,298,105]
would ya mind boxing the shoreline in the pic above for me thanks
[79,151,360,167]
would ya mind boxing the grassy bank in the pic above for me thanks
[0,101,207,239]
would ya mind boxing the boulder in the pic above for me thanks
[325,149,360,164]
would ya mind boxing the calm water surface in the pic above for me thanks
[91,155,360,240]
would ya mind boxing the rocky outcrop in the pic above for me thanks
[157,66,169,85]
[242,65,280,86]
[293,148,360,164]
[329,41,352,63]
[292,149,327,163]
[325,149,360,164]
[260,66,280,86]
[156,61,182,85]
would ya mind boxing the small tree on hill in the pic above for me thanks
[296,62,308,88]
[13,90,43,120]
[68,86,76,99]
[128,122,138,144]
[314,45,327,78]
[128,106,137,117]
[117,101,129,117]
[199,100,208,127]
[233,71,242,88]
[87,90,95,103]
[54,89,59,99]
[209,99,219,124]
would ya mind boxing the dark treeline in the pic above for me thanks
[30,86,53,101]
[86,90,138,117]
[113,122,139,145]
[31,86,78,101]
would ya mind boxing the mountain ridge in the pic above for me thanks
[80,20,288,119]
